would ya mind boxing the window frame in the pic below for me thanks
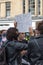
[6,2,11,17]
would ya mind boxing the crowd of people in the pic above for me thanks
[0,21,43,65]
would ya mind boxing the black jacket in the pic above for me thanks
[3,40,28,65]
[28,35,43,65]
[35,35,43,62]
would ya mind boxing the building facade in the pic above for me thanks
[0,0,43,18]
[0,0,43,30]
[0,0,23,18]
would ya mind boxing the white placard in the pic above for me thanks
[15,13,32,32]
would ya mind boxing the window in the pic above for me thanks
[23,0,25,13]
[28,0,35,15]
[38,0,40,15]
[6,2,11,17]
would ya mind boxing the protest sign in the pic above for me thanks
[15,13,32,32]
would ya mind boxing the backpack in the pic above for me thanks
[0,41,8,65]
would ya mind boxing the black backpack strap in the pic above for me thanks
[34,39,41,51]
[34,39,38,46]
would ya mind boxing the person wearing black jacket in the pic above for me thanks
[2,27,28,65]
[17,33,30,65]
[27,21,43,65]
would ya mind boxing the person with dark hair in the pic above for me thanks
[2,27,28,65]
[35,21,43,64]
[37,21,43,34]
[17,33,28,43]
[6,28,18,41]
[17,33,30,65]
[27,21,43,65]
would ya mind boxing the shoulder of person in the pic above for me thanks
[2,40,8,47]
[28,37,38,47]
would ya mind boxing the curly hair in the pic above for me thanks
[6,27,19,41]
[37,21,43,34]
